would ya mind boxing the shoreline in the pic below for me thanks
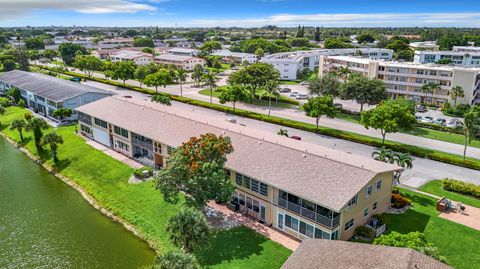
[0,132,159,256]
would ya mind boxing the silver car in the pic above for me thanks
[421,116,434,124]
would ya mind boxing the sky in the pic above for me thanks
[1,0,480,27]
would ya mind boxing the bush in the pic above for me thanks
[0,97,11,107]
[391,193,411,209]
[133,166,153,178]
[443,103,471,117]
[442,178,480,198]
[355,225,375,238]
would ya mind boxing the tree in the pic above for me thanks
[41,132,64,162]
[174,69,188,97]
[438,34,467,51]
[303,95,338,128]
[202,71,219,105]
[314,27,321,42]
[26,117,49,151]
[460,106,480,161]
[385,40,410,52]
[151,93,172,106]
[14,45,29,71]
[17,99,25,107]
[308,73,341,97]
[144,69,173,92]
[394,49,414,61]
[372,147,413,182]
[111,61,136,85]
[25,37,45,50]
[11,119,27,141]
[2,59,16,71]
[156,133,235,208]
[342,74,388,112]
[152,251,199,269]
[277,128,289,137]
[254,47,264,58]
[450,86,465,106]
[336,66,351,82]
[52,108,73,121]
[296,25,305,38]
[228,62,280,95]
[218,85,251,111]
[134,65,148,88]
[191,64,204,87]
[58,43,87,65]
[133,37,154,48]
[361,98,417,145]
[166,208,210,253]
[73,55,103,77]
[258,80,280,117]
[357,33,375,43]
[419,83,440,104]
[199,41,222,54]
[324,38,352,49]
[0,105,4,116]
[6,87,21,103]
[42,49,58,61]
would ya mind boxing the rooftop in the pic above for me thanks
[212,50,257,58]
[167,48,200,53]
[281,239,452,269]
[76,96,399,211]
[154,54,199,62]
[111,50,152,60]
[0,70,111,102]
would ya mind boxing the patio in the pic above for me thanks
[439,203,480,231]
[84,139,144,169]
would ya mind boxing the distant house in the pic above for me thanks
[211,50,259,64]
[174,40,203,48]
[166,48,200,56]
[282,239,451,269]
[154,54,204,70]
[110,50,153,66]
[0,70,112,121]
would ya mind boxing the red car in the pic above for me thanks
[290,136,301,141]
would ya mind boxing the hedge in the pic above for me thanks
[36,65,480,171]
[442,179,480,198]
[215,85,300,106]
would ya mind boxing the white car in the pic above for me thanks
[289,92,299,98]
[446,119,463,128]
[295,94,309,100]
[421,116,434,124]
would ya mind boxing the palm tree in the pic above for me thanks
[151,93,172,106]
[10,119,26,142]
[373,147,413,184]
[26,117,49,151]
[166,208,210,253]
[175,69,188,97]
[371,147,396,163]
[152,251,199,269]
[461,107,480,161]
[41,132,64,162]
[202,71,219,105]
[419,83,440,104]
[392,152,413,169]
[337,66,351,82]
[449,86,464,106]
[258,80,280,117]
[277,128,289,137]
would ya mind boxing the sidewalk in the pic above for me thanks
[84,139,144,169]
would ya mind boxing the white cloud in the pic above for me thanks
[0,0,156,19]
[186,12,480,27]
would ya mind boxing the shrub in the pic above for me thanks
[355,225,375,238]
[442,178,480,198]
[391,193,411,209]
[0,97,11,107]
[133,166,153,178]
[443,103,471,117]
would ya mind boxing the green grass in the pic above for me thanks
[0,107,291,269]
[198,88,294,109]
[278,80,300,85]
[407,127,480,149]
[419,180,480,208]
[383,189,480,269]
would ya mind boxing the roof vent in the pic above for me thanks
[258,141,262,145]
[302,154,307,158]
[193,122,197,124]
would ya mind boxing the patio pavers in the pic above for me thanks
[440,204,480,231]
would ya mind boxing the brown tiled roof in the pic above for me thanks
[76,97,400,211]
[281,239,452,269]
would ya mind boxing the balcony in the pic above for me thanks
[277,197,340,228]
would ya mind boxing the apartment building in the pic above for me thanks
[414,49,480,67]
[211,50,259,64]
[319,56,480,106]
[76,96,400,241]
[262,48,393,80]
[110,50,153,66]
[409,41,439,51]
[166,48,200,56]
[154,54,204,70]
[0,70,111,121]
[97,38,134,49]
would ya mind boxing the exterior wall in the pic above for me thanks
[451,69,480,105]
[338,172,394,240]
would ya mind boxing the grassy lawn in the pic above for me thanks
[407,127,480,149]
[419,180,480,208]
[383,189,480,269]
[278,80,300,85]
[198,88,294,109]
[0,107,291,269]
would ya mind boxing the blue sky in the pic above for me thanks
[1,0,480,27]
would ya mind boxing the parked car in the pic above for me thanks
[433,118,447,126]
[446,119,464,128]
[421,116,434,124]
[415,115,423,121]
[217,72,226,76]
[290,136,302,140]
[300,81,309,86]
[334,103,343,109]
[123,95,132,99]
[279,87,292,93]
[231,66,239,70]
[416,105,428,113]
[70,77,81,82]
[289,91,299,98]
[226,118,237,123]
[295,94,309,100]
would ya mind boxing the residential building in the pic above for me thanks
[414,50,480,67]
[452,46,480,53]
[91,47,146,60]
[154,54,204,70]
[166,48,200,56]
[97,38,134,49]
[281,239,451,269]
[409,41,440,51]
[262,48,393,80]
[0,70,112,121]
[319,55,480,105]
[211,50,259,64]
[76,96,400,241]
[174,40,203,48]
[110,50,153,66]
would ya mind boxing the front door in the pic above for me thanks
[260,204,266,222]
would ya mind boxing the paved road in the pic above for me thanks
[82,80,480,187]
[38,63,480,159]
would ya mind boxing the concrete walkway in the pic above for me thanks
[208,201,301,251]
[84,139,143,169]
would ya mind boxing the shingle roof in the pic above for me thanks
[154,54,198,62]
[281,239,452,269]
[76,97,400,211]
[111,50,152,60]
[0,70,111,102]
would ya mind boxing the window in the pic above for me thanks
[331,230,339,240]
[299,221,314,238]
[115,140,129,152]
[154,142,162,154]
[285,214,299,231]
[364,208,369,218]
[239,194,246,206]
[366,185,373,198]
[113,126,128,138]
[94,118,108,128]
[347,194,358,207]
[277,213,284,229]
[373,202,378,211]
[235,173,243,185]
[252,200,260,213]
[236,173,268,196]
[78,112,92,125]
[250,179,259,193]
[259,183,268,196]
[232,191,239,204]
[80,124,92,135]
[375,180,382,191]
[246,197,253,209]
[344,218,354,231]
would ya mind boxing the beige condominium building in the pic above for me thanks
[76,96,400,242]
[319,56,480,106]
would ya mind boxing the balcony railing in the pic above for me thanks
[277,197,340,228]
